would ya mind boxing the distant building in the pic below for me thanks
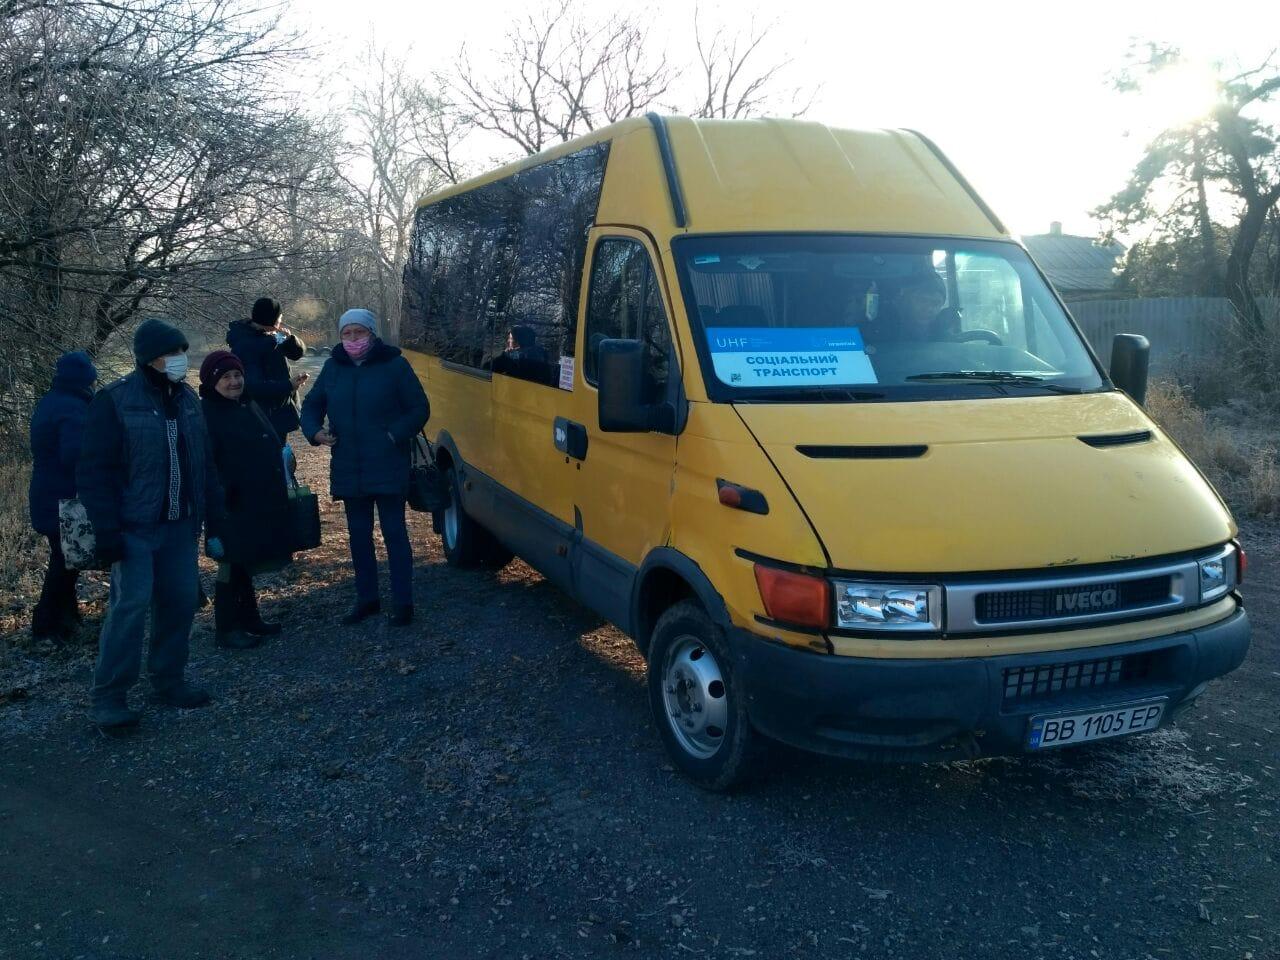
[1021,222,1125,301]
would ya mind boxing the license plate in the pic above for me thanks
[1027,699,1165,750]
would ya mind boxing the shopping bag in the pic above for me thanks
[287,484,322,552]
[58,498,109,571]
[407,432,448,513]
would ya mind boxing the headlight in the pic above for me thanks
[1198,544,1239,602]
[833,581,942,633]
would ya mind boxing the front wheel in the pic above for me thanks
[647,600,762,791]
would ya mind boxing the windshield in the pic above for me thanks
[671,235,1106,402]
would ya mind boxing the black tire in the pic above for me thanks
[439,466,510,569]
[647,600,763,791]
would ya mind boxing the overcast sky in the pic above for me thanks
[296,0,1279,240]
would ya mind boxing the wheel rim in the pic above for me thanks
[661,634,730,760]
[443,481,460,549]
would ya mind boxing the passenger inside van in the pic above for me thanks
[491,324,556,385]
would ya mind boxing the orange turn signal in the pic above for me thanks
[753,564,831,630]
[1237,542,1247,584]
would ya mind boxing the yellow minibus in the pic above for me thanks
[401,116,1249,789]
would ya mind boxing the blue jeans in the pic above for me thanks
[91,518,199,706]
[343,495,413,607]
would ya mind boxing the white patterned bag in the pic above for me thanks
[58,498,108,571]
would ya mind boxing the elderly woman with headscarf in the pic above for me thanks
[300,309,429,627]
[198,350,293,650]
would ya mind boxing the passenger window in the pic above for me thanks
[585,239,671,400]
[403,141,610,383]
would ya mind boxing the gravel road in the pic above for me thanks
[1,426,1277,960]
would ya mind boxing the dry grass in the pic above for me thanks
[1147,379,1280,520]
[0,458,46,637]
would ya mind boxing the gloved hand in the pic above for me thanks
[95,531,125,567]
[206,536,226,560]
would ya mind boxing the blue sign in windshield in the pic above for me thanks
[706,327,878,387]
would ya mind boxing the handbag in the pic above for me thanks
[59,498,109,571]
[287,484,322,552]
[407,431,449,513]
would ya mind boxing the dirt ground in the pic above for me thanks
[2,411,1278,960]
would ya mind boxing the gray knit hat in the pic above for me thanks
[338,308,378,337]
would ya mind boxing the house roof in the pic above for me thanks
[1021,231,1124,294]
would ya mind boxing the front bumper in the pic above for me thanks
[734,603,1250,762]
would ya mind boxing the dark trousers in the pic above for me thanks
[343,495,413,607]
[33,535,79,637]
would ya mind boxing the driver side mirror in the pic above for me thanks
[597,338,673,433]
[1110,334,1150,406]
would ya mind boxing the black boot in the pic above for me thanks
[58,573,82,634]
[389,604,414,627]
[215,582,259,650]
[236,576,282,637]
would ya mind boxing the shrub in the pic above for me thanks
[1146,380,1280,520]
[0,459,44,636]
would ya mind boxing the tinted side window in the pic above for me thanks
[584,239,671,401]
[403,142,609,388]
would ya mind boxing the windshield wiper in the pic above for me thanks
[905,371,1083,394]
[735,387,886,403]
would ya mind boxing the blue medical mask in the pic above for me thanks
[163,353,189,382]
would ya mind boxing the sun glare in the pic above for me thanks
[1139,61,1222,132]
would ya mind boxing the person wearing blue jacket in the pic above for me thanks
[28,351,96,639]
[300,309,429,627]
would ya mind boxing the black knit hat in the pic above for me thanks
[251,297,282,327]
[133,318,189,366]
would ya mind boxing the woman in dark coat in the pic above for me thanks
[28,350,96,638]
[199,350,292,649]
[300,309,429,626]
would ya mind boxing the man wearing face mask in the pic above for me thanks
[77,318,226,732]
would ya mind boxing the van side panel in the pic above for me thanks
[410,354,493,476]
[671,402,828,651]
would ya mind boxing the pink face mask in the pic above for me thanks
[342,335,373,359]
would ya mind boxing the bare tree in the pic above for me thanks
[449,1,677,156]
[340,41,463,341]
[690,8,814,119]
[0,0,328,418]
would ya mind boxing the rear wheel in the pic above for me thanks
[439,466,512,569]
[647,600,762,791]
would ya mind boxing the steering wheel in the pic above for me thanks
[951,329,1002,346]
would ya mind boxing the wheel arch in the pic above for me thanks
[631,548,732,656]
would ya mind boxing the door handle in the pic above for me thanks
[553,417,589,461]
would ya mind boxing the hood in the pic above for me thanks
[735,392,1235,573]
[226,318,264,350]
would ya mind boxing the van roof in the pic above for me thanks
[415,116,1009,241]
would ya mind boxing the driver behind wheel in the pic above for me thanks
[887,268,947,341]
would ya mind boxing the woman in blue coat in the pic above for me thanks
[28,350,96,638]
[300,309,429,626]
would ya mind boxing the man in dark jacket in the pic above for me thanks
[77,318,226,732]
[28,350,96,638]
[226,297,307,442]
[300,309,429,626]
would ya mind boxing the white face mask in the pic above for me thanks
[163,353,189,382]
